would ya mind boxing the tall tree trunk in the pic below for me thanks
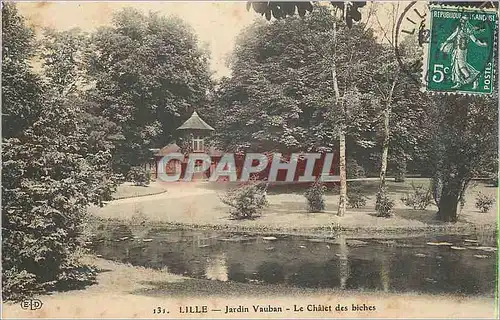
[379,80,396,190]
[394,155,407,182]
[436,184,460,222]
[331,18,346,217]
[338,132,346,216]
[437,176,468,222]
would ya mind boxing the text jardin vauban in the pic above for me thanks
[157,152,339,182]
[179,303,376,314]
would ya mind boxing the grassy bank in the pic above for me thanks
[2,255,496,319]
[90,216,496,240]
[91,179,497,238]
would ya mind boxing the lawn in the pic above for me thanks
[90,178,497,236]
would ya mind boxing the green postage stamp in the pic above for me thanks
[424,6,497,95]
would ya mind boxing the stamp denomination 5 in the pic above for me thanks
[424,6,497,95]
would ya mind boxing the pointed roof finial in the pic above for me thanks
[177,111,215,131]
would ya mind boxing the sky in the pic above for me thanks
[16,1,422,78]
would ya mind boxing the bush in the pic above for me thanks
[2,268,41,302]
[220,180,269,219]
[376,186,395,217]
[347,182,366,208]
[400,182,433,210]
[304,180,327,212]
[459,195,466,214]
[53,254,97,291]
[348,192,367,208]
[2,5,113,301]
[475,192,494,213]
[346,159,366,179]
[126,166,151,186]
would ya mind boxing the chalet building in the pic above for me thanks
[148,111,222,180]
[148,111,337,183]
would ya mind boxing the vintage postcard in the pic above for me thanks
[2,1,498,319]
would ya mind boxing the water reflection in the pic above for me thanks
[257,262,285,284]
[228,263,246,282]
[91,227,496,296]
[338,234,349,290]
[205,253,228,281]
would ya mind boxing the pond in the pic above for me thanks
[90,226,497,296]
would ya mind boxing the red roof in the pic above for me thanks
[155,143,181,156]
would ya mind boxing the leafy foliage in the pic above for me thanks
[347,183,367,209]
[2,95,103,300]
[475,192,494,213]
[400,182,433,210]
[304,180,327,212]
[126,166,151,186]
[220,180,269,219]
[40,28,90,96]
[216,7,383,153]
[347,191,366,209]
[2,3,43,139]
[346,159,366,208]
[86,8,213,173]
[2,4,114,300]
[246,2,366,28]
[375,186,395,217]
[428,95,497,222]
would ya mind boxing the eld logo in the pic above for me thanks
[20,299,43,310]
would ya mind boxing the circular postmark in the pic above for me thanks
[394,1,429,85]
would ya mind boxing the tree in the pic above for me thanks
[39,28,90,96]
[244,2,373,216]
[428,95,497,222]
[246,2,366,28]
[86,8,214,173]
[219,6,383,219]
[40,27,122,199]
[246,1,497,22]
[2,4,117,300]
[2,2,43,139]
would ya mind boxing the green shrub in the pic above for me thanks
[475,192,494,213]
[348,192,367,208]
[126,166,151,186]
[376,186,395,217]
[2,268,41,302]
[304,180,327,212]
[2,4,113,301]
[347,182,366,208]
[220,180,269,219]
[346,159,366,179]
[400,182,433,210]
[53,255,97,291]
